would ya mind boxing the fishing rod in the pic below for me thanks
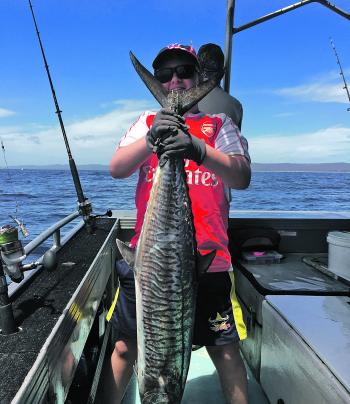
[28,0,95,232]
[1,136,29,237]
[330,37,350,111]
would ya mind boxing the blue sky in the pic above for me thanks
[0,0,349,166]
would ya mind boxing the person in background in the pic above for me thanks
[198,43,243,130]
[107,43,251,404]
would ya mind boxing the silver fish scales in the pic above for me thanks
[116,52,219,403]
[118,98,197,402]
[134,153,196,403]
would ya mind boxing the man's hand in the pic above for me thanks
[158,128,206,165]
[146,109,187,151]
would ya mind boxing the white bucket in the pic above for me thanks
[327,231,350,281]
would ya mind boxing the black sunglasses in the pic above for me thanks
[154,64,197,83]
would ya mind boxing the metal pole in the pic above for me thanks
[224,1,349,94]
[233,1,349,35]
[234,0,316,34]
[224,0,235,93]
[24,211,79,255]
[0,261,18,334]
[318,0,350,20]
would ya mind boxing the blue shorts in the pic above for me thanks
[110,260,247,346]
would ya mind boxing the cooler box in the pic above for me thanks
[235,253,350,379]
[260,295,350,403]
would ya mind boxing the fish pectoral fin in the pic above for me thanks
[197,250,216,277]
[116,239,135,269]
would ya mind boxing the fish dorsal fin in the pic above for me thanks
[116,239,135,269]
[197,250,216,278]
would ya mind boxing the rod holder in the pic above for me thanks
[0,262,18,335]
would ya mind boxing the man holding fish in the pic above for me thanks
[109,43,251,404]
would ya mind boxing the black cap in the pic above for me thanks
[198,43,224,71]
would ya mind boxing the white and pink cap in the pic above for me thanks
[152,43,199,69]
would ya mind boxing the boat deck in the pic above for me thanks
[2,211,350,403]
[121,348,269,404]
[0,219,115,404]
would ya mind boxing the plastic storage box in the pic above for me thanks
[327,231,350,281]
[241,250,283,265]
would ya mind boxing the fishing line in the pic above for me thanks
[0,136,29,237]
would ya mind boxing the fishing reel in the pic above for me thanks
[0,225,57,283]
[0,225,25,283]
[78,198,93,222]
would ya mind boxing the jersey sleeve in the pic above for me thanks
[215,114,251,162]
[118,111,152,148]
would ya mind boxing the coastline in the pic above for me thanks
[3,163,350,173]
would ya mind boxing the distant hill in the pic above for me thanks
[251,163,350,172]
[3,162,350,172]
[4,164,109,171]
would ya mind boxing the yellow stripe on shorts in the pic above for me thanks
[229,271,247,340]
[106,287,120,322]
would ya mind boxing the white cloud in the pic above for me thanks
[0,99,157,165]
[1,99,349,165]
[250,126,350,163]
[0,126,24,135]
[274,70,350,104]
[277,83,348,103]
[0,108,15,118]
[273,112,295,118]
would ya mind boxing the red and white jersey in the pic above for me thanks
[118,111,250,272]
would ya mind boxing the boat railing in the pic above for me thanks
[23,210,81,256]
[7,210,84,298]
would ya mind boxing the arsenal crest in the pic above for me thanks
[201,122,216,137]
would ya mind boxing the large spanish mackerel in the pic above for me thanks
[117,52,219,403]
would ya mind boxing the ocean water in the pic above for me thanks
[1,168,350,252]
